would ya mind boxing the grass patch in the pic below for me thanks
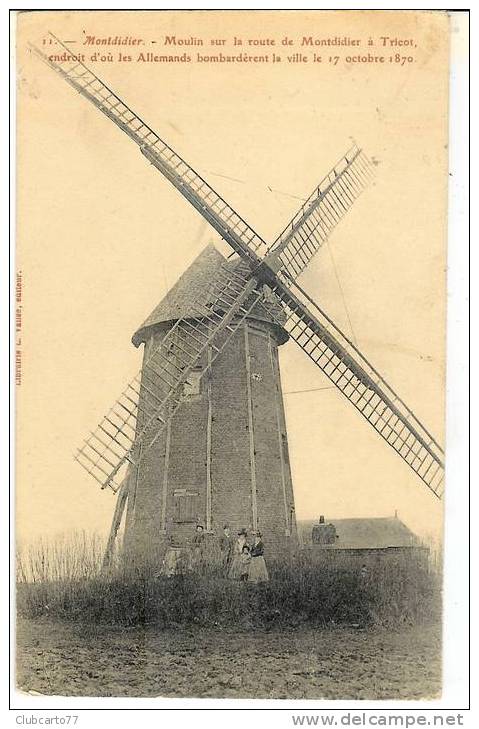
[16,532,441,629]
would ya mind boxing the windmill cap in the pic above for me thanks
[132,244,288,346]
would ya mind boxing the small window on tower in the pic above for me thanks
[182,370,202,398]
[173,491,198,523]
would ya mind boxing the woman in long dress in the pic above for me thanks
[227,529,247,579]
[248,532,269,583]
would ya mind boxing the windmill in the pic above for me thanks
[30,35,445,568]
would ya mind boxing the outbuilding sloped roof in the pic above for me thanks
[132,244,288,347]
[298,516,420,549]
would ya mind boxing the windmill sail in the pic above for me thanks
[269,277,445,498]
[29,36,268,265]
[266,144,374,279]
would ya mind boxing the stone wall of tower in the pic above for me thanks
[123,316,298,567]
[270,339,298,542]
[245,324,295,553]
[208,326,253,535]
[123,324,208,563]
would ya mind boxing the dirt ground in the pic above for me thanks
[16,617,441,700]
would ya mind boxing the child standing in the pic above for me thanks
[239,544,252,582]
[228,528,248,580]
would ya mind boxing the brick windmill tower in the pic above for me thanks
[123,245,296,561]
[32,36,445,572]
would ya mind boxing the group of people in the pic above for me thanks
[160,524,269,582]
[219,526,269,584]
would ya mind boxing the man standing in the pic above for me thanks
[219,524,233,575]
[192,524,205,573]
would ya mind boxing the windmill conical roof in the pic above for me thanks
[132,244,288,346]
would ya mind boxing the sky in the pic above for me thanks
[16,10,449,547]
